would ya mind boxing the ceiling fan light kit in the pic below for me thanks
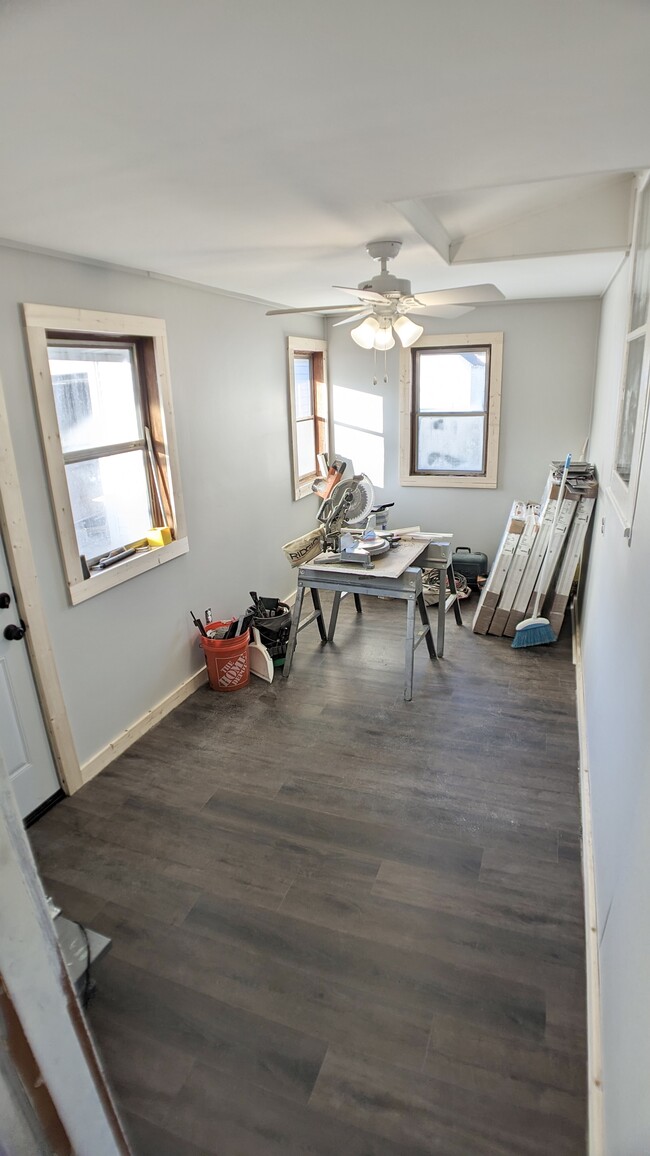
[372,320,396,351]
[393,314,424,347]
[350,314,380,348]
[266,240,504,359]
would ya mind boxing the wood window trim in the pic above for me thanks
[607,171,650,543]
[287,336,330,500]
[23,304,188,604]
[399,331,503,489]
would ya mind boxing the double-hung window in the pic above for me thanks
[287,336,329,499]
[48,340,154,560]
[400,332,503,488]
[24,305,187,603]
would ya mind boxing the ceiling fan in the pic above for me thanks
[266,240,504,350]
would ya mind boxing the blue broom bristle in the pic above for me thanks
[511,620,557,649]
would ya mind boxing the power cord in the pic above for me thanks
[422,569,471,605]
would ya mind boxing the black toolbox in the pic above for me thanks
[451,546,489,589]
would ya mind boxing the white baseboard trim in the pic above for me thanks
[80,666,207,786]
[573,614,605,1156]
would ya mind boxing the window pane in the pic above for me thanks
[615,336,646,484]
[48,344,141,453]
[294,356,314,420]
[631,185,650,332]
[418,350,487,412]
[296,418,316,478]
[65,450,152,558]
[417,415,486,473]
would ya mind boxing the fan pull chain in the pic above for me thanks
[384,347,388,384]
[372,348,378,387]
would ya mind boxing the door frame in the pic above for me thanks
[0,371,82,795]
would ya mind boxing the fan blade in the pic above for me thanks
[332,285,388,303]
[332,310,372,327]
[266,305,364,316]
[415,304,476,320]
[410,284,504,308]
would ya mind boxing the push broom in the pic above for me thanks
[512,452,571,649]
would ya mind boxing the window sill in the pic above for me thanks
[67,537,189,605]
[295,476,317,500]
[400,474,497,489]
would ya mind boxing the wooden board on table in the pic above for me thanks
[302,538,432,581]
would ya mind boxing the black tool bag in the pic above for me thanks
[247,602,292,662]
[451,547,488,589]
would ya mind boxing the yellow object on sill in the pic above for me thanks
[147,526,172,548]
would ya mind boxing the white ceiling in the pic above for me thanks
[1,0,648,308]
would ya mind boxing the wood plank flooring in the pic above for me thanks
[29,592,587,1155]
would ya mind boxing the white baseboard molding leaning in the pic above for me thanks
[80,666,208,786]
[573,610,604,1156]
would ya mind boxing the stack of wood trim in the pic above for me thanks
[472,463,597,638]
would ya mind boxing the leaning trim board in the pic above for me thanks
[488,507,539,636]
[548,498,596,635]
[472,502,526,634]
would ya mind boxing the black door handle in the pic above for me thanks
[4,622,26,641]
[0,592,10,609]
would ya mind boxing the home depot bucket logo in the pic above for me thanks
[218,653,248,687]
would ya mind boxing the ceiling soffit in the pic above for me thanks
[393,173,635,268]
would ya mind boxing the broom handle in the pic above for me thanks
[532,453,572,619]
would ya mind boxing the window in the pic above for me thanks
[400,332,503,488]
[287,336,329,499]
[610,173,650,539]
[23,305,188,604]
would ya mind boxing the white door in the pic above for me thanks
[0,536,61,819]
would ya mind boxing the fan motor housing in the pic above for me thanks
[359,274,412,297]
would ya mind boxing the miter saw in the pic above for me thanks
[281,458,395,570]
[313,465,391,568]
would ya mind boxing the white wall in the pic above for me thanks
[581,259,650,1154]
[328,300,600,560]
[0,245,323,766]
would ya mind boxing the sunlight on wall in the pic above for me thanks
[333,385,385,487]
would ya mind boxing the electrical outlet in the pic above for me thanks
[601,516,606,535]
[205,607,213,623]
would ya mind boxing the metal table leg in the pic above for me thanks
[404,592,417,702]
[328,591,343,642]
[437,565,446,657]
[311,588,328,643]
[283,585,304,677]
[416,590,437,659]
[448,562,463,625]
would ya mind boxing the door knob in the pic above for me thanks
[4,622,26,641]
[0,592,10,609]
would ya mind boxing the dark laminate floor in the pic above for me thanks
[29,592,586,1155]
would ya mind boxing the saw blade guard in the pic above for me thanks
[325,474,375,526]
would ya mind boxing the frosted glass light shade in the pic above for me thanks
[351,315,380,348]
[373,323,395,351]
[393,315,424,347]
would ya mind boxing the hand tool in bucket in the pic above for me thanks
[512,453,571,649]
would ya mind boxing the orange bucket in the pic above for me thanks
[199,620,250,692]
